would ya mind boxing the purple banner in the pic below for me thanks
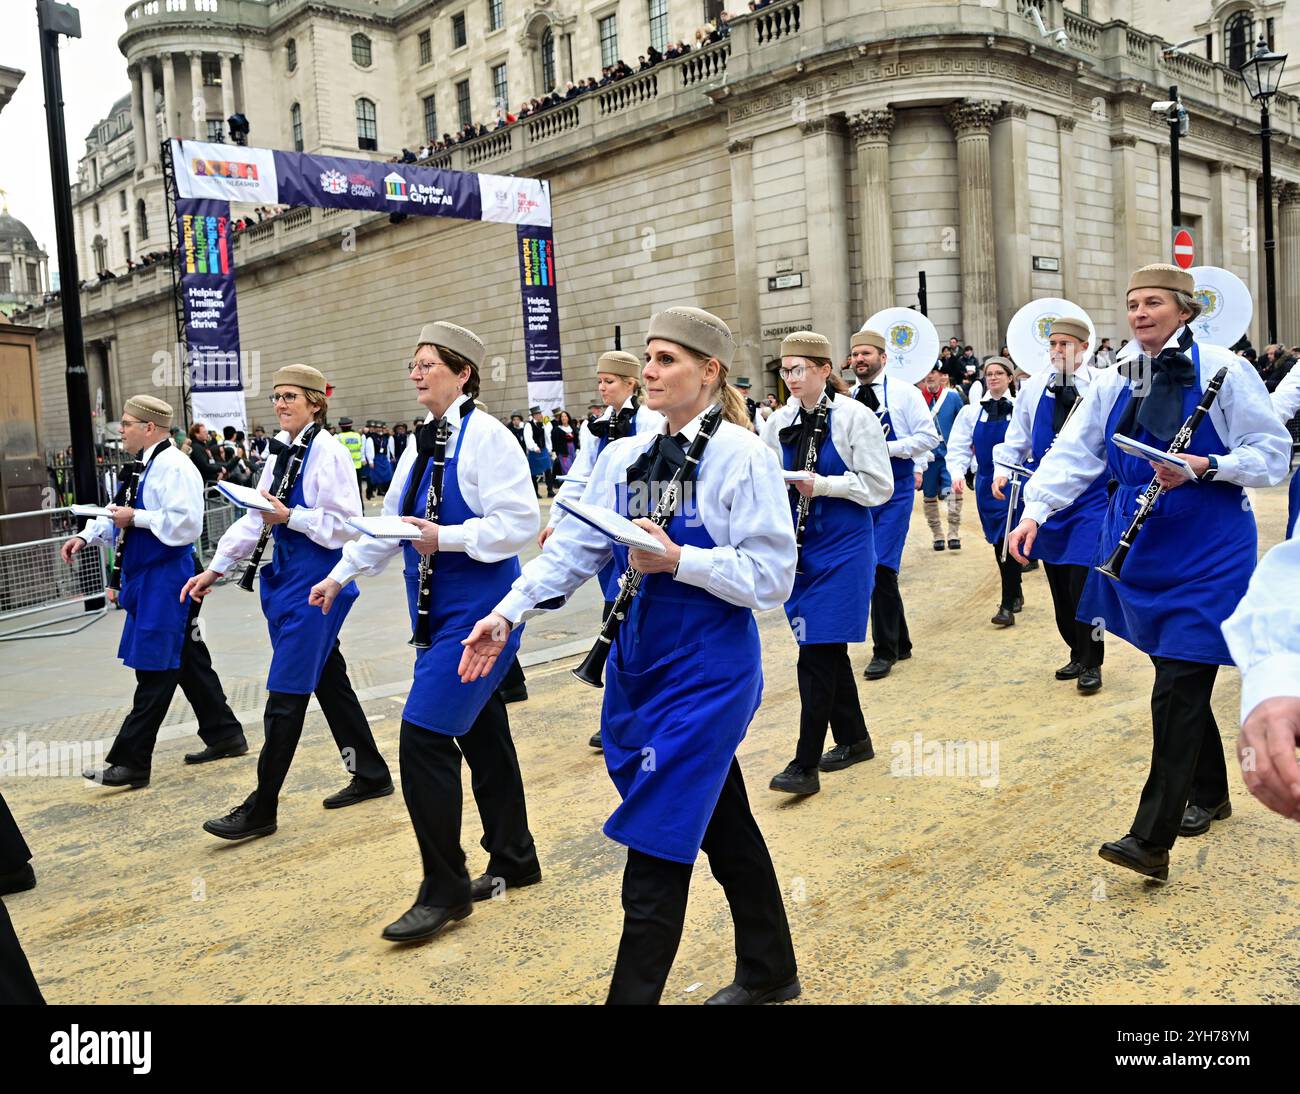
[272,152,482,219]
[176,197,241,394]
[517,223,562,405]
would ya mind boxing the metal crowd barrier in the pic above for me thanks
[0,507,109,641]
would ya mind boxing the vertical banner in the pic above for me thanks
[517,220,564,413]
[176,195,247,435]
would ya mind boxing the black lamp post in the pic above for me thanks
[1238,35,1288,345]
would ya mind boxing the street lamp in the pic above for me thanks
[1237,35,1288,344]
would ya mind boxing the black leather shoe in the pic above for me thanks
[84,764,149,789]
[1180,798,1231,837]
[863,657,894,680]
[588,731,603,750]
[203,805,277,841]
[1077,667,1102,694]
[381,902,472,942]
[1098,834,1169,882]
[0,863,36,896]
[933,538,946,551]
[991,607,1015,627]
[1011,595,1024,613]
[498,684,528,704]
[819,740,874,772]
[1055,660,1083,680]
[704,977,802,1005]
[769,762,819,795]
[470,869,543,902]
[323,776,395,810]
[184,735,249,764]
[947,538,961,550]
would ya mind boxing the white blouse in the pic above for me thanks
[759,393,893,507]
[78,439,203,549]
[991,364,1097,478]
[1223,535,1300,722]
[848,376,942,461]
[945,393,1016,481]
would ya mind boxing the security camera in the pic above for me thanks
[1053,29,1069,47]
[1151,100,1177,112]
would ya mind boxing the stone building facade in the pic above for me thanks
[26,0,1300,445]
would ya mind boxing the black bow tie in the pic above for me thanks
[589,404,637,441]
[267,437,292,481]
[114,460,145,507]
[416,418,447,455]
[626,432,689,486]
[1049,377,1078,434]
[1118,328,1197,441]
[982,396,1013,421]
[855,382,880,412]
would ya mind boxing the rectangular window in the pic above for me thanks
[93,202,100,226]
[206,118,225,141]
[647,0,668,52]
[291,104,304,151]
[287,38,297,71]
[202,57,221,86]
[491,63,508,111]
[120,232,130,266]
[0,264,10,294]
[118,191,127,213]
[423,94,438,141]
[703,0,724,21]
[418,29,431,65]
[356,98,378,150]
[488,0,503,31]
[1206,33,1213,62]
[599,13,618,69]
[456,79,472,128]
[452,12,468,50]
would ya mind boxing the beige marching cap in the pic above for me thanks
[272,363,328,393]
[646,306,735,368]
[1048,317,1090,342]
[123,394,173,427]
[417,321,486,369]
[851,329,886,351]
[1127,263,1193,296]
[780,330,833,360]
[596,350,641,379]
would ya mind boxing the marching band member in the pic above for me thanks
[919,366,965,551]
[185,365,393,840]
[1008,264,1290,882]
[63,395,245,789]
[460,307,800,1005]
[849,330,941,679]
[1270,361,1300,538]
[311,322,542,943]
[761,331,892,796]
[540,349,663,750]
[993,318,1106,692]
[945,359,1023,627]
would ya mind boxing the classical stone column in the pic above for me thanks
[128,65,146,170]
[1208,161,1233,269]
[188,51,204,139]
[849,107,894,320]
[944,100,999,357]
[160,51,177,140]
[219,53,236,122]
[990,101,1031,337]
[1056,114,1077,302]
[801,115,852,346]
[1246,168,1262,346]
[139,60,158,165]
[1110,135,1138,305]
[1277,182,1300,343]
[727,138,761,379]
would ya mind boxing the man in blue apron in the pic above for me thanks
[849,329,941,680]
[1008,264,1290,882]
[919,365,965,551]
[993,316,1107,692]
[64,395,246,789]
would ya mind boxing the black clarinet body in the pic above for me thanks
[238,425,319,592]
[409,417,451,649]
[106,462,143,592]
[793,392,830,575]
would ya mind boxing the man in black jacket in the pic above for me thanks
[187,423,223,484]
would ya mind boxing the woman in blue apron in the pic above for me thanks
[185,364,392,841]
[761,331,893,797]
[462,307,799,1005]
[370,426,394,495]
[946,358,1024,627]
[312,322,541,944]
[1008,263,1290,882]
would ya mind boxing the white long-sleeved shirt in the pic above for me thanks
[1272,362,1300,424]
[496,411,796,624]
[1021,330,1291,527]
[945,394,1016,481]
[329,401,539,584]
[991,365,1097,479]
[759,393,893,507]
[1222,535,1300,721]
[546,397,664,529]
[78,439,203,548]
[849,374,942,462]
[210,423,362,573]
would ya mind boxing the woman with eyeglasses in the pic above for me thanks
[183,364,393,842]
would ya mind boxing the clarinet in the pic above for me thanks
[572,403,724,689]
[793,392,830,575]
[107,461,143,592]
[238,425,319,592]
[409,417,451,649]
[1096,365,1229,581]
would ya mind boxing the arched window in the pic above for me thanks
[351,33,372,67]
[92,236,108,274]
[135,198,148,241]
[1225,10,1254,72]
[290,103,303,151]
[286,37,297,71]
[356,97,377,150]
[541,26,556,92]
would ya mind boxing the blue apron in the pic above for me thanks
[372,443,394,488]
[260,441,360,694]
[921,391,960,498]
[781,411,874,643]
[601,458,763,864]
[596,431,623,602]
[400,409,522,734]
[972,408,1022,545]
[1027,385,1108,565]
[1287,469,1299,539]
[1077,346,1255,665]
[870,379,915,571]
[117,456,195,672]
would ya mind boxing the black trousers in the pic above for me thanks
[501,655,526,694]
[106,594,243,770]
[243,642,390,823]
[398,694,539,908]
[0,900,42,1005]
[991,540,1023,611]
[870,565,911,662]
[795,643,870,769]
[1043,561,1104,669]
[606,759,797,1005]
[0,792,31,875]
[1130,657,1229,849]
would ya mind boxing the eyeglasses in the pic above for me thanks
[119,417,145,428]
[269,392,300,405]
[778,365,807,381]
[407,359,438,375]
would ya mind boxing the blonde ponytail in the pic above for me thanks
[717,381,752,429]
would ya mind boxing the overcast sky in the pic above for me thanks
[1,3,133,277]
